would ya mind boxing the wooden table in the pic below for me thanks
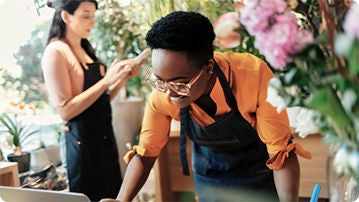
[0,162,20,187]
[295,133,329,199]
[154,126,194,201]
[154,121,329,201]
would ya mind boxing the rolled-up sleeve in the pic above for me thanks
[123,91,177,163]
[255,60,312,169]
[256,105,311,169]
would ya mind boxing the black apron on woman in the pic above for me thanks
[180,61,278,202]
[64,62,122,201]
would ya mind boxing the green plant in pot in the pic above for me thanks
[0,108,38,173]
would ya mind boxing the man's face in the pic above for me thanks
[150,49,210,108]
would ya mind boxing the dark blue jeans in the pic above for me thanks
[194,171,278,202]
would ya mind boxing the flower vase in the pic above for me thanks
[327,152,359,202]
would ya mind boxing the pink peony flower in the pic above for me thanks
[251,13,299,69]
[292,30,314,53]
[239,3,272,34]
[239,0,313,69]
[260,0,288,13]
[272,13,300,46]
[213,12,241,48]
[239,0,287,34]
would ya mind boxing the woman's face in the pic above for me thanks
[64,2,96,39]
[151,49,212,108]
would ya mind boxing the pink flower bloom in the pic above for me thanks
[213,12,241,48]
[260,0,288,13]
[251,14,298,69]
[273,13,299,45]
[239,0,313,69]
[273,13,313,54]
[292,30,314,53]
[253,34,290,69]
[239,1,272,34]
[343,3,359,39]
[239,0,287,34]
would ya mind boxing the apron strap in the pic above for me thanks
[180,107,191,176]
[213,60,239,111]
[213,60,247,122]
[179,60,245,176]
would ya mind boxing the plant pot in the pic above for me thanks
[30,148,51,172]
[7,151,31,173]
[30,145,61,172]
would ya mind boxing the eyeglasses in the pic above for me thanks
[145,66,206,96]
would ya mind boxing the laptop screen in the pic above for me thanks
[0,186,90,202]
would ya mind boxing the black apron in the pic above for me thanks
[179,61,278,201]
[65,62,122,201]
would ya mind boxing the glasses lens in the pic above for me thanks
[145,68,191,96]
[168,83,189,96]
[147,77,166,92]
[154,81,167,92]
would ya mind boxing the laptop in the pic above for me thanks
[0,186,90,202]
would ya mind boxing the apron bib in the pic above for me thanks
[65,62,122,201]
[179,61,277,201]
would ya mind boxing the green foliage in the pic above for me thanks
[1,20,51,111]
[0,113,38,149]
[31,0,236,99]
[13,21,50,108]
[89,0,236,98]
[90,0,151,98]
[33,0,47,15]
[243,1,359,151]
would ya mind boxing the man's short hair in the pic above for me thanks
[146,11,215,66]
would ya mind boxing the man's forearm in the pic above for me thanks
[273,152,300,202]
[117,154,157,201]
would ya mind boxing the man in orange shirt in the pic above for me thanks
[102,11,311,202]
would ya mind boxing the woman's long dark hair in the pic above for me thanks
[46,0,98,61]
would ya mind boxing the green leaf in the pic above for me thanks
[0,113,23,147]
[305,87,351,129]
[348,39,359,75]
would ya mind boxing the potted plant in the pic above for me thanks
[0,108,38,173]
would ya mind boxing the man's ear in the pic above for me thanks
[206,59,214,74]
[61,11,70,24]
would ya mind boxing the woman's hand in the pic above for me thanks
[107,48,151,92]
[103,59,132,89]
[126,48,151,79]
[99,198,121,202]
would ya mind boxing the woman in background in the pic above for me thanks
[41,0,149,200]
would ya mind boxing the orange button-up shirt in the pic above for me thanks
[125,52,311,169]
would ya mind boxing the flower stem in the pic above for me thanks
[318,0,346,75]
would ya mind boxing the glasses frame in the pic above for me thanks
[145,65,206,96]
